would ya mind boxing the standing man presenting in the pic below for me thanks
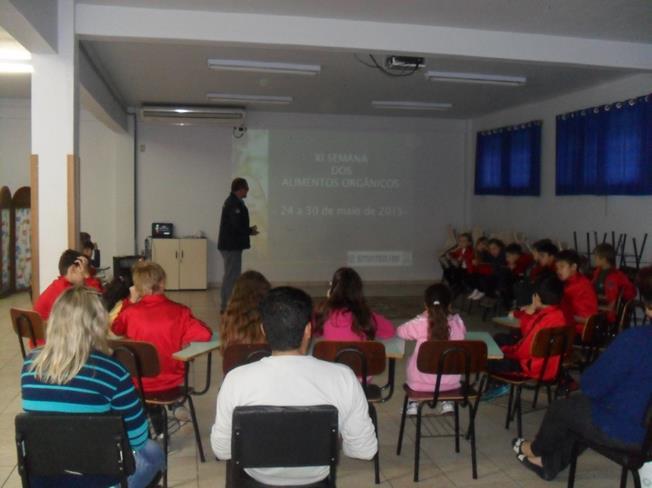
[218,177,258,313]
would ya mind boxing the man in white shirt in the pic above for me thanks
[211,286,378,486]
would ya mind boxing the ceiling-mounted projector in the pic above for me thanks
[385,56,425,71]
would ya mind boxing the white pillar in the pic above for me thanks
[31,0,79,291]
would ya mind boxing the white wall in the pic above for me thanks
[137,112,469,284]
[0,98,30,192]
[79,108,134,271]
[469,73,652,262]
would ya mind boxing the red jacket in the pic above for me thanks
[529,263,555,283]
[34,276,72,320]
[561,273,599,334]
[592,268,637,322]
[502,306,567,381]
[449,247,475,272]
[512,254,535,278]
[84,276,104,293]
[112,294,213,392]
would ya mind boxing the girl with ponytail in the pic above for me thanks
[397,283,466,414]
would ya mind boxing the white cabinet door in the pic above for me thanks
[179,239,207,290]
[152,239,180,290]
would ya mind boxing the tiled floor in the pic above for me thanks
[0,287,621,487]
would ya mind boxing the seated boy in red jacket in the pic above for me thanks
[592,243,637,323]
[505,243,535,280]
[441,232,474,292]
[490,276,568,382]
[556,250,598,335]
[112,261,213,393]
[34,249,87,320]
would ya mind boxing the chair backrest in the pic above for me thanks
[15,413,135,487]
[10,308,45,358]
[313,340,386,377]
[108,339,160,394]
[231,405,338,485]
[581,313,609,345]
[222,343,272,375]
[530,326,575,358]
[416,340,488,376]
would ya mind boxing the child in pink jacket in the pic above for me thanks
[397,283,466,415]
[314,267,395,340]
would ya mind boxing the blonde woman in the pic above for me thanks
[21,286,164,487]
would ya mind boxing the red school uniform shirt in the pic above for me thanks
[502,306,567,381]
[34,276,73,320]
[529,262,556,283]
[592,268,637,322]
[512,254,535,278]
[561,273,599,334]
[112,294,213,392]
[449,247,475,272]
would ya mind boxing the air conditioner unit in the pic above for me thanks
[139,105,246,126]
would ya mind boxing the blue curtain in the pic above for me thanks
[556,94,652,195]
[475,121,541,195]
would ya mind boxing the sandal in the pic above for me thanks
[517,454,546,480]
[512,437,526,455]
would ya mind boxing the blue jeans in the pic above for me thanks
[127,439,165,488]
[220,250,243,311]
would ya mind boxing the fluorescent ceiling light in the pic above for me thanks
[208,59,321,76]
[371,100,452,111]
[425,70,526,86]
[0,46,31,61]
[0,62,33,74]
[206,93,292,105]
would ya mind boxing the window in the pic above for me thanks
[556,94,652,195]
[474,121,541,196]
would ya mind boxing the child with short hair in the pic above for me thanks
[530,240,558,283]
[34,249,86,320]
[506,243,535,279]
[556,250,598,334]
[112,261,213,392]
[592,243,637,322]
[490,275,567,381]
[397,283,466,415]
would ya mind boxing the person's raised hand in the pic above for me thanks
[129,285,141,303]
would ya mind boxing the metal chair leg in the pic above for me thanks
[516,386,523,439]
[162,406,169,488]
[632,468,641,488]
[186,395,206,462]
[369,404,380,484]
[505,384,515,429]
[620,466,628,488]
[567,441,578,488]
[396,395,408,455]
[414,404,423,482]
[454,402,460,453]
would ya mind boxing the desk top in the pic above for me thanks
[310,336,406,359]
[466,331,504,360]
[172,332,221,361]
[492,315,520,329]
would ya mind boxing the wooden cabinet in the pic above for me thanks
[151,238,207,290]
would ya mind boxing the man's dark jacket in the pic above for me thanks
[218,193,251,251]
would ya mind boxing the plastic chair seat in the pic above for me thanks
[403,384,480,402]
[144,386,188,405]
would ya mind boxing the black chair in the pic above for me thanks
[15,413,136,488]
[567,398,652,488]
[228,405,339,488]
[313,340,386,484]
[396,340,488,481]
[490,325,575,438]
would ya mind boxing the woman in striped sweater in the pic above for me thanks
[21,286,164,488]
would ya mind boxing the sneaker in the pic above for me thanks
[405,401,419,416]
[481,384,510,401]
[437,401,455,415]
[471,291,485,301]
[467,289,480,299]
[173,405,191,423]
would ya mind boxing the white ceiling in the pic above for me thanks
[77,0,652,43]
[84,39,636,118]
